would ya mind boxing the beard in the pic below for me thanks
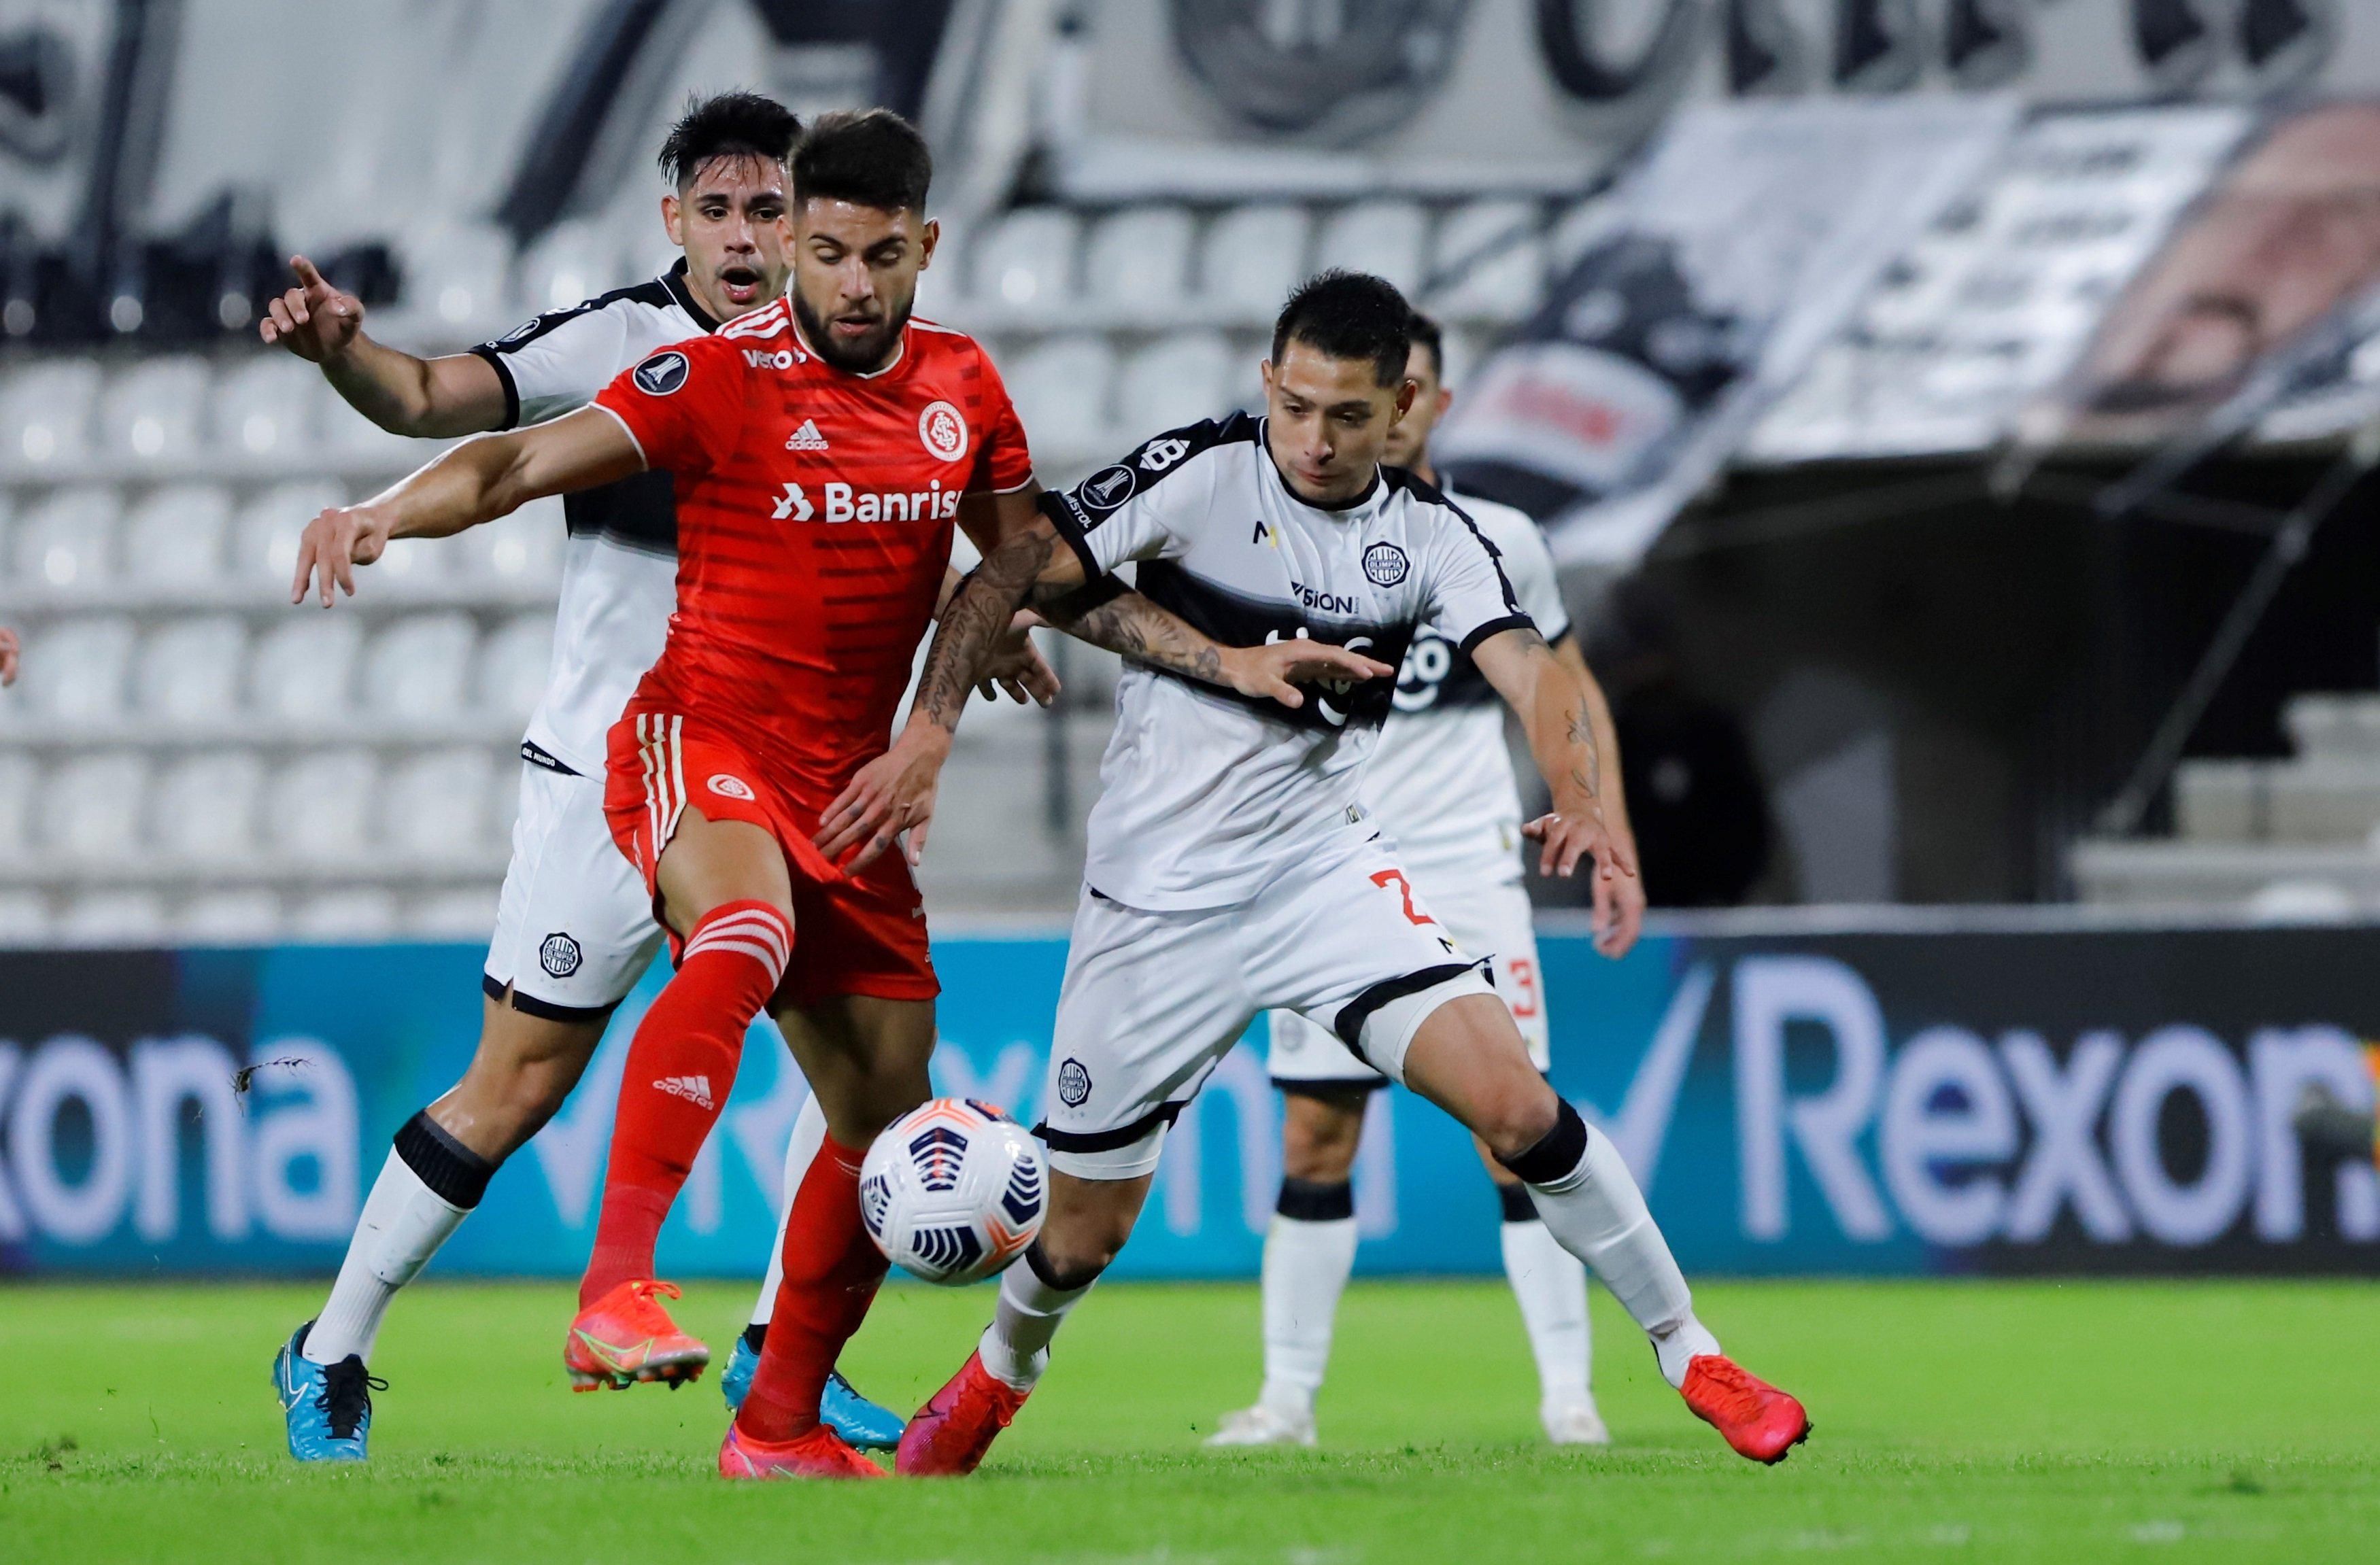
[792,288,912,375]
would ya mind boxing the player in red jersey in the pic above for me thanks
[292,109,1382,1479]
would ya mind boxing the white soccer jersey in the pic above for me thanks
[1042,413,1533,912]
[1360,490,1570,888]
[469,260,723,777]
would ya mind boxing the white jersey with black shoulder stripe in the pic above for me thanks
[1042,413,1534,912]
[468,258,722,776]
[1360,490,1570,889]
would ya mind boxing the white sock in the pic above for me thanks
[304,1150,467,1365]
[1257,1213,1358,1415]
[1521,1120,1718,1390]
[747,1090,830,1330]
[978,1252,1093,1392]
[1499,1214,1592,1409]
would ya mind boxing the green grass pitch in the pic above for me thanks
[1,1277,2376,1562]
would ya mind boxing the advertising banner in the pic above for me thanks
[1433,97,2014,567]
[1,918,2375,1281]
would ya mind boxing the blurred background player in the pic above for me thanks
[260,91,908,1462]
[1209,313,1645,1451]
[2294,1050,2380,1167]
[0,625,17,687]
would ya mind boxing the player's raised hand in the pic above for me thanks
[1524,803,1639,895]
[259,256,364,362]
[1219,640,1393,709]
[291,503,396,607]
[0,625,19,687]
[815,725,950,874]
[979,615,1061,706]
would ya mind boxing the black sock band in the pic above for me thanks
[1497,1183,1538,1224]
[1276,1177,1355,1222]
[392,1110,498,1209]
[1025,1238,1105,1294]
[1497,1099,1588,1188]
[741,1322,767,1354]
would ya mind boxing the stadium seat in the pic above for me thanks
[265,749,377,863]
[177,888,284,944]
[233,480,346,586]
[384,747,494,861]
[134,616,248,723]
[55,889,167,945]
[150,749,263,861]
[10,485,120,589]
[1004,337,1117,456]
[248,616,362,720]
[971,207,1081,311]
[212,354,320,457]
[98,356,210,462]
[120,484,233,585]
[1315,201,1430,298]
[21,615,135,719]
[1084,206,1196,315]
[460,499,565,588]
[361,613,478,718]
[402,221,514,330]
[287,887,400,942]
[478,613,554,721]
[516,218,627,315]
[0,358,101,467]
[364,533,449,594]
[1200,204,1312,315]
[0,892,47,945]
[0,751,33,853]
[39,752,149,860]
[1429,199,1546,321]
[1117,332,1234,435]
[409,884,500,940]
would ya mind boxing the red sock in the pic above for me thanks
[734,1133,889,1442]
[579,899,792,1307]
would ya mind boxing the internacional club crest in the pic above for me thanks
[918,399,969,461]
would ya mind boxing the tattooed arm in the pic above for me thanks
[816,515,1391,872]
[1473,625,1639,899]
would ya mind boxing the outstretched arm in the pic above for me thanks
[290,406,642,606]
[1548,632,1644,957]
[1472,625,1640,908]
[261,256,509,438]
[817,515,1391,873]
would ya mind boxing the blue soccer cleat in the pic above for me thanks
[720,1329,904,1451]
[273,1322,386,1463]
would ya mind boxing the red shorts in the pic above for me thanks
[604,702,938,1010]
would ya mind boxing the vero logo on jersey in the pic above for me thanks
[785,418,828,451]
[772,483,814,521]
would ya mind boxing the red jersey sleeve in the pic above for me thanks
[967,347,1035,495]
[592,334,745,479]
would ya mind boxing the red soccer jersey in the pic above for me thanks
[593,299,1033,797]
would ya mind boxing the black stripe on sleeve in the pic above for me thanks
[1036,487,1107,582]
[1457,613,1537,658]
[468,344,522,430]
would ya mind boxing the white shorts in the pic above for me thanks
[483,759,665,1018]
[1036,836,1497,1180]
[1268,874,1550,1090]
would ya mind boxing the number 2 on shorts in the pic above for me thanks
[1369,868,1431,927]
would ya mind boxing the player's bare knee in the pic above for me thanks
[1280,1090,1366,1183]
[1471,1075,1561,1164]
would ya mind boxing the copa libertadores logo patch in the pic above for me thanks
[539,933,583,978]
[1363,541,1410,587]
[1056,1057,1092,1107]
[632,349,690,396]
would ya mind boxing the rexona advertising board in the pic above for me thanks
[0,921,2373,1279]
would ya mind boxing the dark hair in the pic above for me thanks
[1272,270,1414,387]
[794,109,934,212]
[1406,310,1445,381]
[657,90,800,188]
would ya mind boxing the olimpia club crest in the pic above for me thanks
[1170,0,1473,142]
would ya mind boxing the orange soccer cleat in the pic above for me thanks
[1681,1354,1810,1464]
[563,1279,709,1392]
[718,1420,885,1479]
[894,1350,1030,1477]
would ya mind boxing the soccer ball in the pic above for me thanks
[859,1098,1047,1285]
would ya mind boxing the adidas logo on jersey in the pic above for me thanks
[653,1075,715,1111]
[785,419,828,451]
